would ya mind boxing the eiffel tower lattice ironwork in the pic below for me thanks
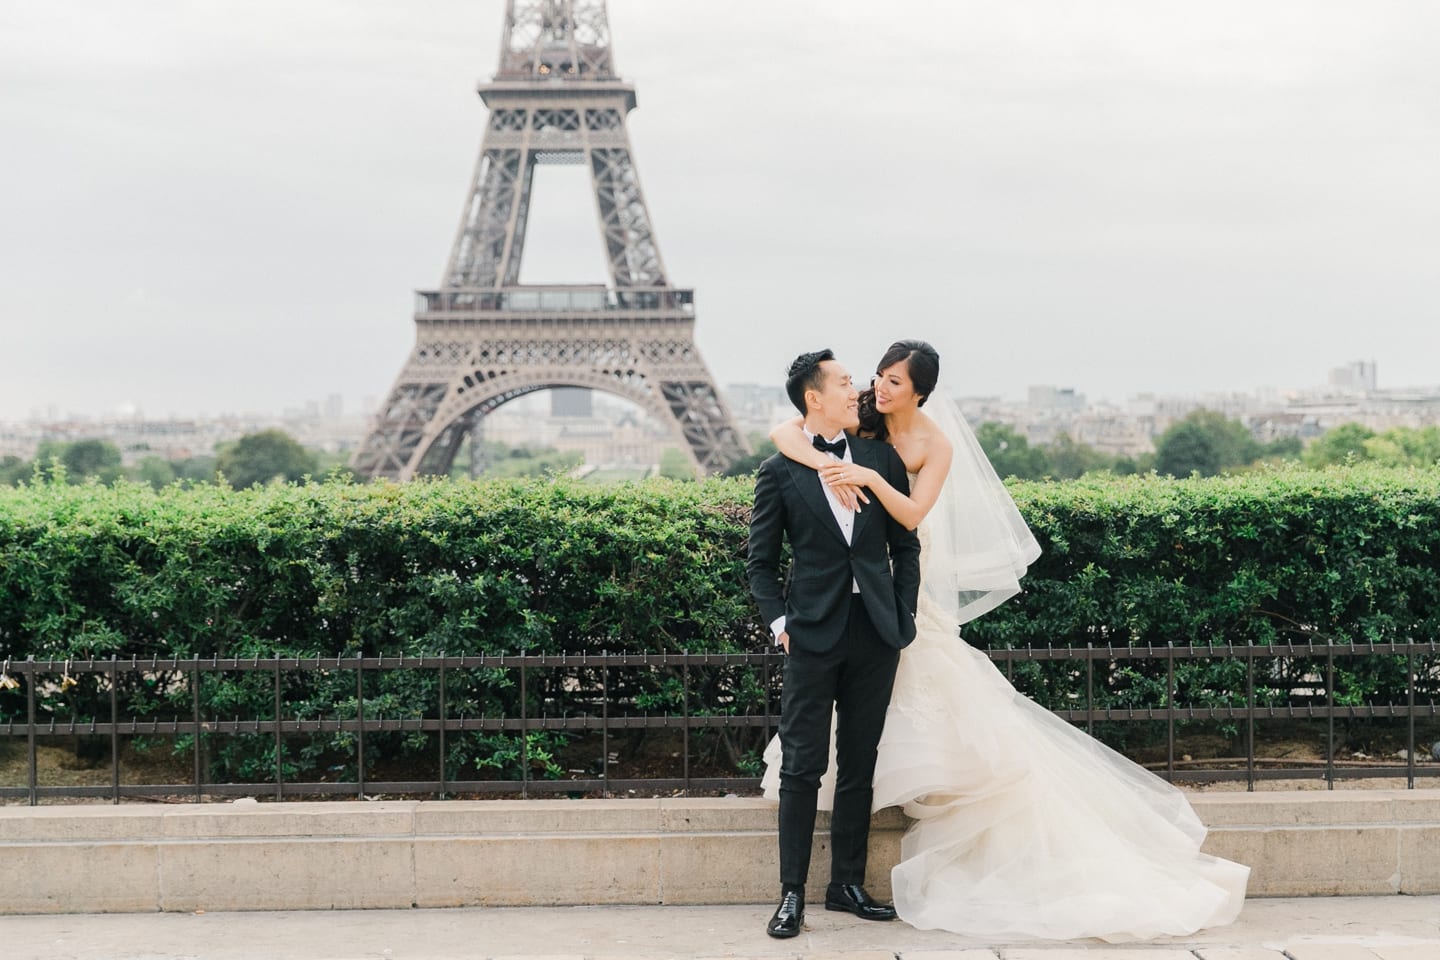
[352,0,749,480]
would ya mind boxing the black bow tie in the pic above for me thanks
[812,434,847,457]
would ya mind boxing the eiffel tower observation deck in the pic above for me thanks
[352,1,749,480]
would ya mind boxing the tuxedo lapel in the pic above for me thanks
[783,457,848,546]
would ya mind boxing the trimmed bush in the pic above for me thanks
[2,465,1437,780]
[970,467,1440,739]
[0,476,764,783]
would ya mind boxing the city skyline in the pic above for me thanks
[0,355,1400,426]
[3,1,1437,422]
[7,357,1439,474]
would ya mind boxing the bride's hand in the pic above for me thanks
[820,462,878,489]
[820,463,874,511]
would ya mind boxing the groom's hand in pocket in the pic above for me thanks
[778,632,791,654]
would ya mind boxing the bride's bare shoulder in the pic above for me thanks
[897,412,949,480]
[918,410,953,452]
[921,408,956,446]
[884,412,950,476]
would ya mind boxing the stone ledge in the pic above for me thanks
[0,791,1436,913]
[1195,789,1440,826]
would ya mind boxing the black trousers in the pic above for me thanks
[776,593,901,889]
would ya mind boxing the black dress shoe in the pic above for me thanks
[824,882,897,921]
[767,888,805,938]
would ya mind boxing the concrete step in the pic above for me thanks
[1,791,1437,914]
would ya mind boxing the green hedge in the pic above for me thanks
[2,465,1438,780]
[977,466,1440,744]
[986,466,1440,650]
[0,477,763,783]
[0,477,758,660]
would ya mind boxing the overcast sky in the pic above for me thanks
[2,0,1437,421]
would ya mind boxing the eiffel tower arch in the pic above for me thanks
[352,0,749,480]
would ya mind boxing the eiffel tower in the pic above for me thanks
[352,0,749,480]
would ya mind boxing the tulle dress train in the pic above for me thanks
[760,534,1249,942]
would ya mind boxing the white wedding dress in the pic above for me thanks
[760,393,1248,942]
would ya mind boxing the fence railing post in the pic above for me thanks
[355,658,366,799]
[273,659,283,801]
[438,654,448,800]
[110,656,120,804]
[1407,646,1417,790]
[1246,642,1255,793]
[27,657,37,807]
[1325,639,1335,790]
[1166,643,1176,782]
[190,662,204,803]
[601,651,610,799]
[763,647,773,745]
[1085,643,1095,736]
[519,657,529,800]
[682,655,691,796]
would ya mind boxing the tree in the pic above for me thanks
[0,455,31,486]
[720,436,777,477]
[1260,437,1303,461]
[976,423,1049,480]
[1110,454,1153,476]
[1155,420,1222,477]
[63,439,124,482]
[659,447,696,480]
[26,439,125,484]
[130,456,177,489]
[174,455,219,483]
[314,448,357,482]
[1302,423,1375,468]
[1154,410,1261,477]
[1045,433,1109,480]
[216,430,318,487]
[480,446,583,478]
[1364,425,1440,467]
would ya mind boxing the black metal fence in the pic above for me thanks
[2,640,1437,804]
[989,640,1440,788]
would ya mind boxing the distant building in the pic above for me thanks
[1247,412,1324,443]
[0,410,367,464]
[1027,385,1086,413]
[554,411,665,466]
[724,383,790,435]
[550,387,594,418]
[1127,393,1160,417]
[1328,360,1378,393]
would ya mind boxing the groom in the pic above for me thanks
[747,349,922,938]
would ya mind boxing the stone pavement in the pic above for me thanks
[1,896,1437,960]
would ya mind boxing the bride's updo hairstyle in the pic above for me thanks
[857,339,940,441]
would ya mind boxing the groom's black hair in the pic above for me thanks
[785,349,835,413]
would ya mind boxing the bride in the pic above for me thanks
[760,339,1248,942]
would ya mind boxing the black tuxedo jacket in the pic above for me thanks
[747,435,922,653]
